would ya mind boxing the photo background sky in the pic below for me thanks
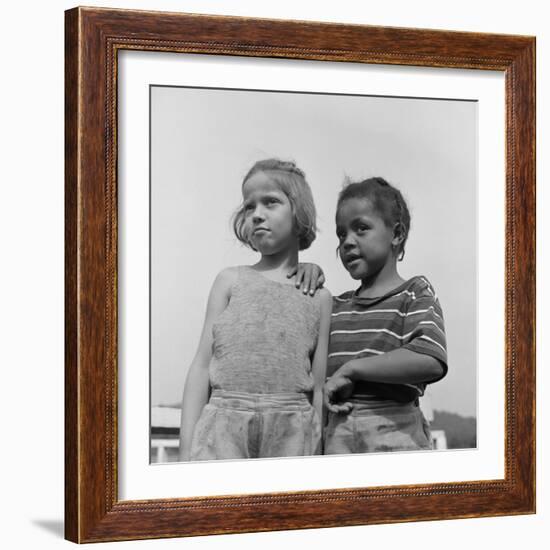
[150,85,477,417]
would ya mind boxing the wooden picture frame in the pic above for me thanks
[65,6,535,543]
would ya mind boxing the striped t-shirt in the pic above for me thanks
[328,276,448,403]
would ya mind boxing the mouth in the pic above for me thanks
[344,253,363,268]
[253,227,270,235]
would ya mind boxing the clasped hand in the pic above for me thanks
[323,373,354,414]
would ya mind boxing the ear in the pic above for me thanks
[391,222,406,248]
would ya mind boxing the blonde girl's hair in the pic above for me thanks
[233,159,317,251]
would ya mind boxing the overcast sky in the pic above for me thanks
[150,85,477,417]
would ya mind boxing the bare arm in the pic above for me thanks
[310,289,332,434]
[178,268,236,461]
[324,349,444,413]
[339,348,445,385]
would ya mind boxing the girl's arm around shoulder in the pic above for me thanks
[178,267,237,461]
[287,262,326,296]
[311,288,332,433]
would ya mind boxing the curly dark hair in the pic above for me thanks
[337,177,411,260]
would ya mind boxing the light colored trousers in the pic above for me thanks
[190,390,321,460]
[324,400,433,455]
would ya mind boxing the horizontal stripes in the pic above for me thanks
[390,289,417,300]
[332,308,409,318]
[418,277,438,299]
[328,347,384,358]
[418,320,445,336]
[329,324,446,349]
[333,289,417,302]
[328,276,448,400]
[406,306,443,320]
[332,305,443,320]
[331,323,444,341]
[330,328,410,337]
[418,334,446,353]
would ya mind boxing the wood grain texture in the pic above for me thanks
[64,7,79,543]
[64,6,536,543]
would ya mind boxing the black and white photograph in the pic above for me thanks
[149,85,477,463]
[5,0,544,547]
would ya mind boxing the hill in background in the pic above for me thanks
[431,410,477,449]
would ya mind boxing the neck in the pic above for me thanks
[255,244,299,273]
[358,261,404,298]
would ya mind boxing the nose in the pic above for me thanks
[252,204,265,223]
[341,233,356,250]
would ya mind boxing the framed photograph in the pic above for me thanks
[65,6,535,543]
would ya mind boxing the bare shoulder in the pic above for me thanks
[318,287,333,310]
[215,266,240,284]
[210,266,240,297]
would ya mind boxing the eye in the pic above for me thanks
[356,223,369,233]
[336,230,346,242]
[265,197,279,206]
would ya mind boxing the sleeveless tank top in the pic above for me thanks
[209,266,322,393]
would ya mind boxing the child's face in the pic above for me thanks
[242,171,295,255]
[336,198,396,280]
